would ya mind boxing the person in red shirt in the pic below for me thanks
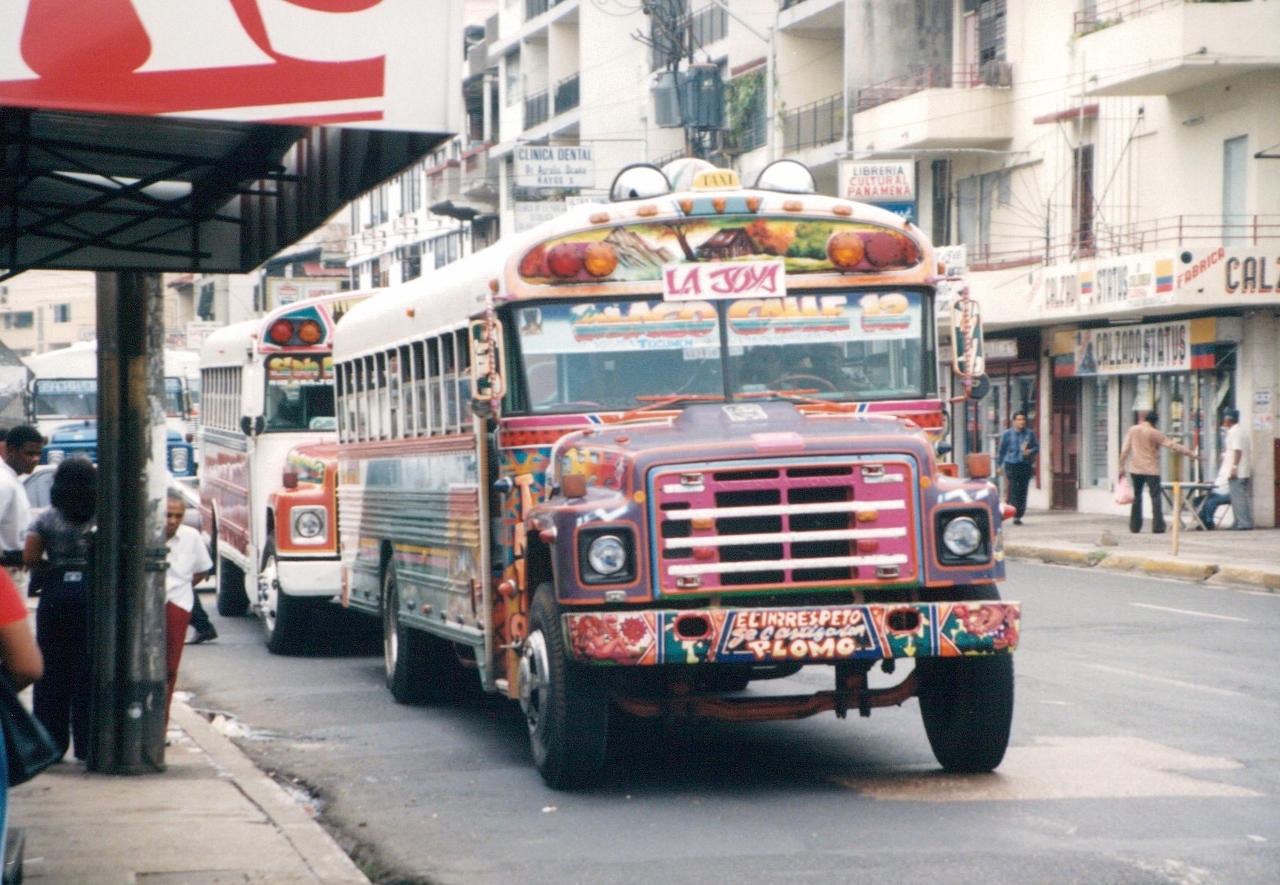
[0,567,43,847]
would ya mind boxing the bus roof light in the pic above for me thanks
[297,319,323,345]
[268,320,294,345]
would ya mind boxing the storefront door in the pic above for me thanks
[1051,379,1080,509]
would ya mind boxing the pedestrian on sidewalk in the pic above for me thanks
[24,457,95,762]
[1222,408,1253,530]
[1119,411,1198,534]
[164,489,212,728]
[0,425,44,597]
[996,411,1038,525]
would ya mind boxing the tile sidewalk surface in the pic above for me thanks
[5,509,1272,883]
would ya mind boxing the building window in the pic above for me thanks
[371,187,388,225]
[931,159,952,246]
[1082,377,1109,488]
[2,312,33,329]
[504,51,521,106]
[977,0,1006,64]
[401,170,421,214]
[1223,135,1248,246]
[52,304,71,323]
[957,170,1009,254]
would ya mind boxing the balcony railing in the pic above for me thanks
[781,93,843,153]
[525,0,568,20]
[524,90,549,130]
[780,0,811,8]
[855,64,1003,114]
[554,73,580,116]
[964,215,1280,272]
[1074,0,1249,36]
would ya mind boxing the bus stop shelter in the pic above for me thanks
[1,0,463,773]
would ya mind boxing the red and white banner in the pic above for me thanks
[0,0,461,131]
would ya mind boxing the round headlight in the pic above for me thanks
[942,516,982,556]
[46,449,65,465]
[587,535,627,575]
[294,510,324,539]
[170,447,189,473]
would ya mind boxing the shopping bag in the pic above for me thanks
[0,676,60,786]
[1114,475,1134,506]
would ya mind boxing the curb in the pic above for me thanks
[1208,566,1280,592]
[1005,544,1280,588]
[1004,544,1100,567]
[171,702,372,885]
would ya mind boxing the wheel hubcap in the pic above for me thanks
[259,556,279,632]
[383,582,398,678]
[519,630,550,733]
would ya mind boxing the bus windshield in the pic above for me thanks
[263,354,335,431]
[512,291,931,413]
[32,379,96,418]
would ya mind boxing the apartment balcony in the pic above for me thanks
[779,0,844,34]
[965,214,1280,273]
[553,73,579,116]
[781,93,844,153]
[524,90,549,130]
[851,64,1012,155]
[525,0,569,21]
[1078,0,1280,96]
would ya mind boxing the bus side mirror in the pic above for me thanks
[470,318,506,408]
[241,415,264,437]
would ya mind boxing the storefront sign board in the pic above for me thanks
[1052,317,1217,378]
[515,147,596,189]
[1038,252,1176,315]
[838,162,915,202]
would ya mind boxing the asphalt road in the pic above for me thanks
[177,563,1280,885]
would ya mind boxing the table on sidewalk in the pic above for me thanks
[1161,481,1217,531]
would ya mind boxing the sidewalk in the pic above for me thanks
[8,698,371,885]
[1002,508,1280,591]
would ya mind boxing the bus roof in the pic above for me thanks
[333,159,936,363]
[199,291,370,368]
[27,340,200,381]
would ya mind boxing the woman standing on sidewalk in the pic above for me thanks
[24,457,95,761]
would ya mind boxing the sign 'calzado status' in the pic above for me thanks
[515,146,596,189]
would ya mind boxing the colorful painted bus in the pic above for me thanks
[198,292,368,654]
[332,159,1018,788]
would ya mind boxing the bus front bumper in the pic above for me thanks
[562,601,1019,666]
[274,557,343,599]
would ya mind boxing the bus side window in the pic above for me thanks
[358,357,370,442]
[428,338,442,435]
[442,333,458,432]
[388,349,400,439]
[412,341,427,437]
[457,329,472,424]
[375,353,388,441]
[344,363,356,443]
[399,344,413,438]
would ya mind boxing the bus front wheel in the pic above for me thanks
[520,586,608,789]
[916,655,1014,773]
[216,557,249,617]
[261,537,314,656]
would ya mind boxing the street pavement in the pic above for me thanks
[4,507,1274,883]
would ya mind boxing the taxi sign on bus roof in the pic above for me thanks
[692,169,741,191]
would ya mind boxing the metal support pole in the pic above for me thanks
[87,271,168,774]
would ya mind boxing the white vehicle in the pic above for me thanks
[198,293,371,654]
[25,341,200,443]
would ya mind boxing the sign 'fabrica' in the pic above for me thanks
[0,0,461,132]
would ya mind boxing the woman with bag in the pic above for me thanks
[23,457,94,762]
[0,566,44,851]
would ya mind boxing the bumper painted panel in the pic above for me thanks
[563,601,1019,665]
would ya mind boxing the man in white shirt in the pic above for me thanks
[164,489,213,727]
[0,425,45,595]
[1222,408,1253,530]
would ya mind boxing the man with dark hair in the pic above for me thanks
[1119,411,1197,534]
[996,411,1038,525]
[0,424,44,594]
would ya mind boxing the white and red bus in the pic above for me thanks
[332,159,1018,788]
[198,292,368,653]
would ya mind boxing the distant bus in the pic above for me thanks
[332,158,1017,789]
[198,293,370,653]
[25,341,199,442]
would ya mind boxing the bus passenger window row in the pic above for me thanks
[336,327,472,443]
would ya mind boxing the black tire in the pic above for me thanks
[916,655,1015,773]
[382,558,430,704]
[215,556,249,617]
[519,585,608,789]
[695,668,752,692]
[261,537,315,656]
